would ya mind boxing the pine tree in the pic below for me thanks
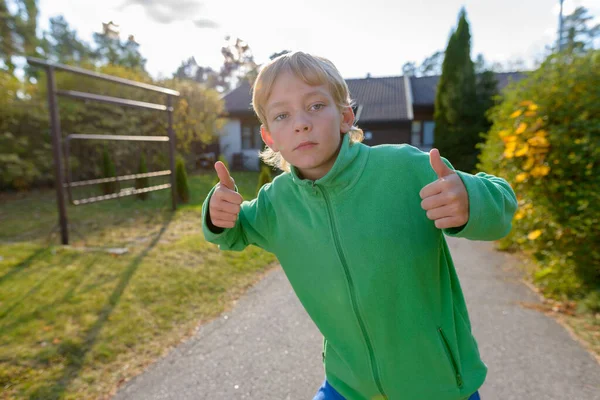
[0,0,41,77]
[558,7,600,54]
[256,166,272,196]
[434,8,480,172]
[175,155,190,204]
[46,15,94,65]
[101,145,117,195]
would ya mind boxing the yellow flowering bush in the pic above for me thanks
[478,51,600,305]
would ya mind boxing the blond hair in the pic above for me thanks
[251,51,364,172]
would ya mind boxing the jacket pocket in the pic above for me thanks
[323,341,359,388]
[438,327,464,388]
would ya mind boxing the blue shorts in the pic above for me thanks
[313,380,481,400]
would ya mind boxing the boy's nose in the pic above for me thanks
[294,118,311,133]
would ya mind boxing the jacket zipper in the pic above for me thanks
[319,185,388,399]
[438,327,464,388]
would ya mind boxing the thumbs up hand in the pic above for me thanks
[419,149,469,229]
[209,161,244,229]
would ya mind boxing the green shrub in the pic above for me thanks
[0,71,51,190]
[478,50,600,299]
[579,290,600,314]
[101,145,117,195]
[135,153,149,200]
[256,166,273,196]
[175,155,190,203]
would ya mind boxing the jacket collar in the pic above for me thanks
[289,133,368,193]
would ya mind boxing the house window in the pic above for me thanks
[411,121,422,147]
[241,123,262,150]
[423,121,435,148]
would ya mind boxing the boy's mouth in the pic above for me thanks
[294,141,317,151]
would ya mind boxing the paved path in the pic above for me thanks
[113,237,600,400]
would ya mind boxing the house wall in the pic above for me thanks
[220,118,418,170]
[219,119,241,165]
[413,105,434,121]
[238,116,263,171]
[218,118,261,171]
[360,121,412,146]
[240,149,261,171]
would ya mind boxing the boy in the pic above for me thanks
[202,51,517,400]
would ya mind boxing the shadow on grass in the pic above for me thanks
[28,212,175,400]
[0,246,51,285]
[0,252,80,321]
[0,254,100,335]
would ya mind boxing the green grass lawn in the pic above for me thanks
[0,171,277,399]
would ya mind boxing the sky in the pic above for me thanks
[35,0,600,80]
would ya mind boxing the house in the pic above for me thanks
[216,72,524,170]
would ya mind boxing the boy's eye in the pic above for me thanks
[310,103,325,111]
[274,113,288,121]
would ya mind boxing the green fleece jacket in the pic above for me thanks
[202,133,517,400]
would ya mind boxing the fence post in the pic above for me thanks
[167,95,177,211]
[46,66,69,244]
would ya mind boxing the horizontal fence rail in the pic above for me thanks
[66,134,170,142]
[72,184,172,206]
[56,90,172,111]
[64,170,172,188]
[27,57,180,96]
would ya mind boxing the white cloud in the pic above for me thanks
[117,0,215,25]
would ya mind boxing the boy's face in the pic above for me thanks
[261,71,354,180]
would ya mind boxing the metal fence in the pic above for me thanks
[27,57,180,245]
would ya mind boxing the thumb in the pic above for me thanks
[215,161,235,190]
[429,148,454,178]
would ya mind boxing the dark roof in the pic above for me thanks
[223,76,412,122]
[410,75,440,106]
[223,81,254,114]
[222,72,526,121]
[495,72,526,92]
[346,76,411,122]
[411,72,526,106]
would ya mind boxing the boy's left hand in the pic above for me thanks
[419,149,469,229]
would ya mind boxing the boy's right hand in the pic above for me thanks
[209,161,243,229]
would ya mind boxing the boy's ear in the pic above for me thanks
[340,106,355,133]
[260,125,278,152]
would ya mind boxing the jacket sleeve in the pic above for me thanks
[442,170,518,241]
[202,184,274,252]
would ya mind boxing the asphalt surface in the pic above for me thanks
[113,237,600,400]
